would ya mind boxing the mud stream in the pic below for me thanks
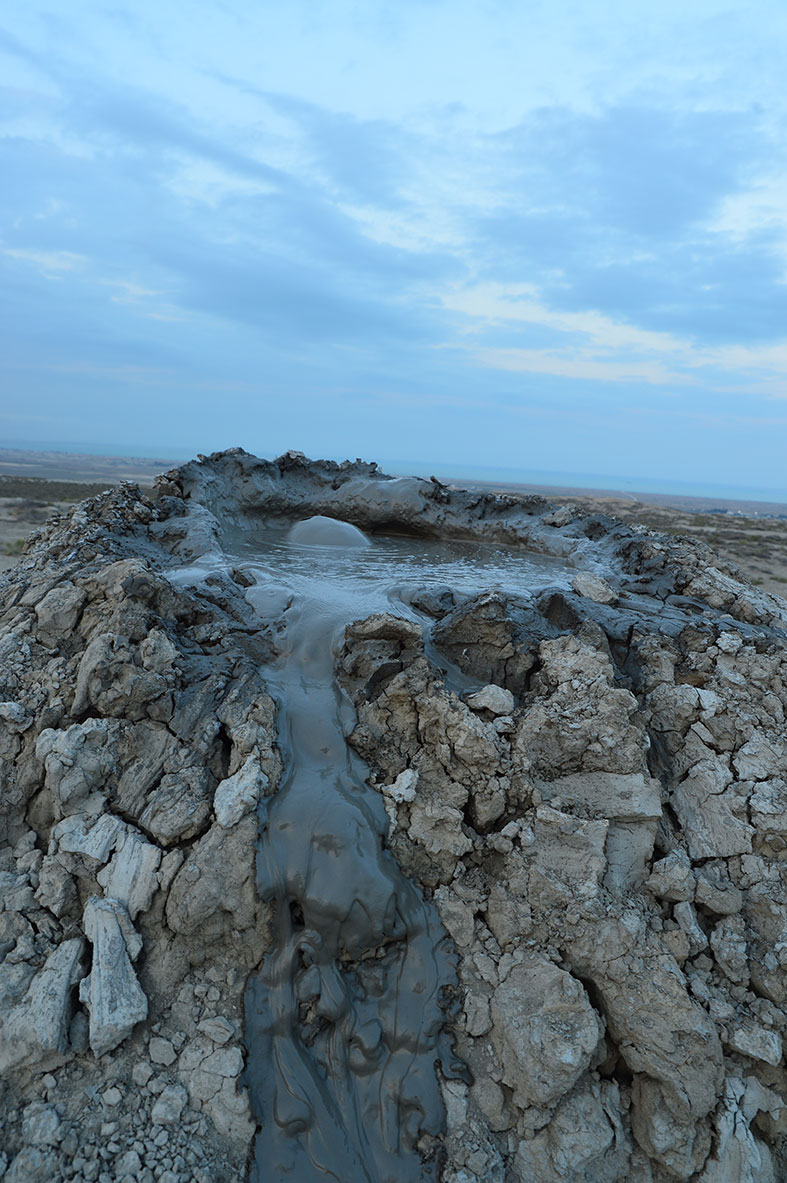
[227,518,574,1182]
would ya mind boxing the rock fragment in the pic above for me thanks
[0,938,84,1072]
[490,953,602,1112]
[96,828,161,919]
[571,571,617,604]
[79,896,147,1056]
[151,1083,188,1125]
[213,753,268,828]
[465,684,515,716]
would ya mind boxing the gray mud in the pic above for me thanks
[234,518,572,1181]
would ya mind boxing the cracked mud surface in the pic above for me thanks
[2,448,787,1182]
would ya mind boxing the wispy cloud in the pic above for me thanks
[102,278,160,303]
[3,246,85,277]
[443,280,787,391]
[470,347,684,386]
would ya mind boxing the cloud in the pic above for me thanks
[0,86,460,355]
[3,246,85,277]
[442,280,787,391]
[143,233,447,345]
[69,84,288,189]
[102,279,160,303]
[468,104,787,344]
[470,347,684,386]
[246,89,413,205]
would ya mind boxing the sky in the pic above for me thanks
[2,1,787,493]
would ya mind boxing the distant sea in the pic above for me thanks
[3,441,787,513]
[385,459,787,510]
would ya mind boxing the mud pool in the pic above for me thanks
[222,517,575,1182]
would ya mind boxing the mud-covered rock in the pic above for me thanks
[0,477,280,1180]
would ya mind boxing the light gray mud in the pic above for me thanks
[234,519,571,1181]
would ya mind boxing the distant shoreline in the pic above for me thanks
[1,447,786,518]
[448,476,787,519]
[0,448,177,487]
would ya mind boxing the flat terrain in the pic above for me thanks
[0,476,123,572]
[562,493,787,598]
[0,450,177,572]
[2,452,786,600]
[0,447,177,484]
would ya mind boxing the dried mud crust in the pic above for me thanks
[0,448,787,1182]
[337,592,787,1181]
[0,479,281,1183]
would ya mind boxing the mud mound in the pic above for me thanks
[1,448,787,1182]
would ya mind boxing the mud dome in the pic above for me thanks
[3,449,787,1183]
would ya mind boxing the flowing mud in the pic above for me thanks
[237,518,571,1181]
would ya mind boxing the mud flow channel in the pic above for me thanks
[224,517,575,1182]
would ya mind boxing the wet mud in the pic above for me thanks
[239,518,569,1181]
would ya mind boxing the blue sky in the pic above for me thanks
[2,2,787,491]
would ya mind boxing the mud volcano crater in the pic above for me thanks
[2,448,787,1183]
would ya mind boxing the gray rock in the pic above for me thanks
[4,1147,58,1183]
[213,754,268,828]
[132,1060,154,1086]
[201,1045,243,1078]
[491,953,602,1111]
[672,760,754,859]
[79,896,147,1056]
[149,1036,177,1066]
[165,815,262,943]
[710,915,749,984]
[34,582,86,643]
[37,720,118,814]
[698,1077,776,1182]
[52,812,125,863]
[536,770,662,821]
[196,1016,235,1045]
[151,1084,188,1125]
[0,937,84,1072]
[645,849,695,902]
[115,1149,142,1176]
[0,701,33,732]
[96,829,162,920]
[34,854,78,918]
[571,571,617,604]
[727,1023,783,1067]
[21,1102,61,1145]
[465,684,515,716]
[137,767,214,845]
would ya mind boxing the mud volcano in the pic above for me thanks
[2,449,787,1183]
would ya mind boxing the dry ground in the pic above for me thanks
[548,493,787,600]
[0,476,147,572]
